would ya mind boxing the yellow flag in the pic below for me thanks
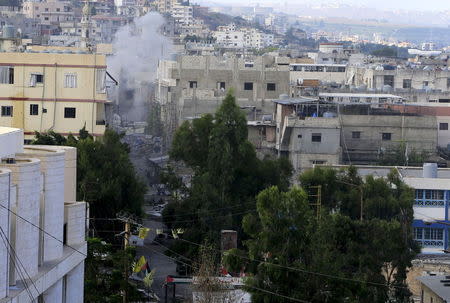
[133,256,146,273]
[143,269,156,288]
[172,229,179,239]
[138,227,150,239]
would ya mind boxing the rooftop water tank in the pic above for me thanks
[2,25,15,39]
[423,163,438,178]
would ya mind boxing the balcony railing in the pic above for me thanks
[416,239,444,248]
[414,199,445,207]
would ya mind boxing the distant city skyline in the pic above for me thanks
[196,0,450,12]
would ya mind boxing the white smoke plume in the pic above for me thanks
[108,12,173,122]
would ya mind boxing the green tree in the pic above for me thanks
[242,167,419,303]
[163,92,293,259]
[33,129,145,218]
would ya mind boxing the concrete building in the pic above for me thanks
[22,1,74,26]
[290,63,347,86]
[0,51,109,140]
[347,65,450,92]
[0,126,86,303]
[417,275,450,303]
[171,4,193,25]
[272,97,437,171]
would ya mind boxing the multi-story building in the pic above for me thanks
[270,96,437,171]
[22,0,74,26]
[154,0,180,13]
[171,3,193,25]
[212,24,275,50]
[0,51,109,141]
[0,126,86,303]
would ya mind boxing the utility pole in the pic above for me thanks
[308,185,322,220]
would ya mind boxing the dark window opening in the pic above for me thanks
[1,106,13,117]
[312,133,322,142]
[30,104,39,115]
[383,75,394,87]
[64,107,76,118]
[267,83,276,91]
[403,79,412,89]
[352,131,361,139]
[189,81,197,88]
[244,82,253,91]
[440,123,448,130]
[382,133,391,141]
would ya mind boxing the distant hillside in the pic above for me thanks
[193,6,249,30]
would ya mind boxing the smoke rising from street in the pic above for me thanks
[108,12,173,122]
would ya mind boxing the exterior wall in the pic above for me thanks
[349,66,450,92]
[341,115,437,163]
[287,118,341,170]
[173,55,290,101]
[65,261,84,303]
[22,1,74,25]
[0,128,86,303]
[421,284,446,303]
[0,52,108,139]
[0,169,11,300]
[290,64,347,84]
[22,147,65,262]
[3,158,42,280]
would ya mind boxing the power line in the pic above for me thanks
[162,209,257,224]
[145,243,311,303]
[0,226,37,302]
[0,204,87,258]
[171,237,406,290]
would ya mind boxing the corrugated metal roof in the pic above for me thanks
[272,97,319,105]
[403,177,450,190]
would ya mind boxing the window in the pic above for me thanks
[244,62,254,68]
[45,7,48,11]
[311,133,322,142]
[439,123,448,130]
[424,228,443,240]
[189,81,197,88]
[30,104,39,115]
[423,81,429,87]
[96,69,106,93]
[217,82,225,90]
[383,75,394,87]
[64,107,76,118]
[311,160,326,165]
[29,73,43,86]
[382,133,391,141]
[267,83,276,91]
[56,8,60,11]
[44,17,49,20]
[1,106,13,117]
[64,73,77,88]
[415,189,424,200]
[403,79,412,89]
[414,228,423,240]
[0,66,14,84]
[352,131,361,139]
[244,82,253,91]
[447,78,450,88]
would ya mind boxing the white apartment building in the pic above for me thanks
[0,127,86,303]
[171,4,193,25]
[213,24,274,49]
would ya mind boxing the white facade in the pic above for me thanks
[171,4,193,25]
[0,127,86,303]
[212,24,275,49]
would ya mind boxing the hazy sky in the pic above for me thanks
[203,0,450,11]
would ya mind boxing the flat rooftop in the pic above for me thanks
[417,275,450,301]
